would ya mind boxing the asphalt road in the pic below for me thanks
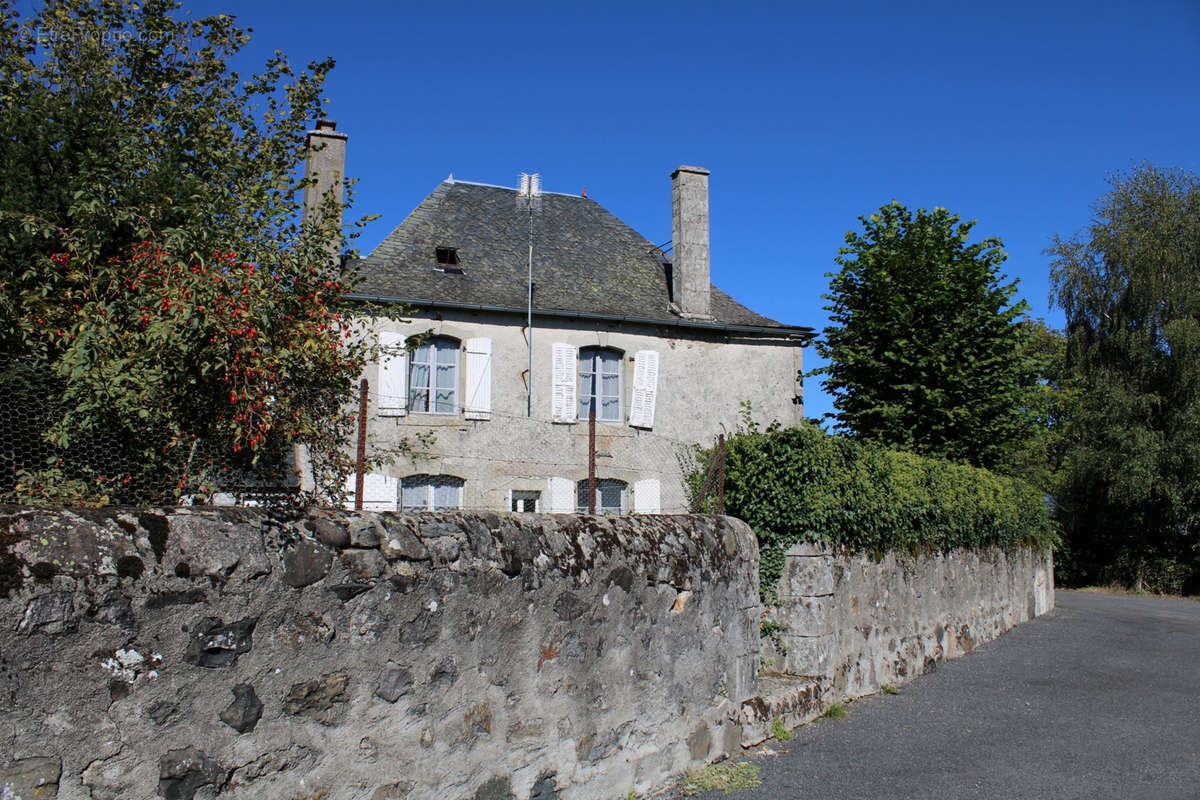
[689,590,1200,800]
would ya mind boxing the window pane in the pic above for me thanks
[432,480,460,509]
[433,388,455,414]
[578,372,592,419]
[410,362,430,394]
[599,480,623,513]
[599,351,620,372]
[401,479,430,511]
[409,387,429,414]
[435,363,455,389]
[435,344,457,365]
[600,395,619,421]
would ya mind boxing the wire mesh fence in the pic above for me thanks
[0,355,299,507]
[1,359,722,514]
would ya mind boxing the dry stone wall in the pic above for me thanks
[765,542,1054,700]
[0,507,760,800]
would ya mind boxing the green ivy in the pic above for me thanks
[696,422,1057,598]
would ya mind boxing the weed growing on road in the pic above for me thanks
[771,717,793,741]
[822,702,849,720]
[882,684,899,695]
[680,762,761,796]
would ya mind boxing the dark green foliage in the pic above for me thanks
[697,422,1056,599]
[1048,164,1200,594]
[812,202,1041,469]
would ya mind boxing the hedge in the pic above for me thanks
[691,422,1057,598]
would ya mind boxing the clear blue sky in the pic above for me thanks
[43,0,1200,421]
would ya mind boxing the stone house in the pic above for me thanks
[306,122,812,513]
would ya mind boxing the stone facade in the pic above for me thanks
[364,309,803,514]
[0,506,759,800]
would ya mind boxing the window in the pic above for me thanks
[401,475,464,511]
[576,478,627,514]
[409,337,458,414]
[578,347,622,422]
[511,490,540,512]
[434,246,463,274]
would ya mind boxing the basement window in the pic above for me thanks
[511,490,541,513]
[434,246,463,274]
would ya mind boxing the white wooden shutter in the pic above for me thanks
[342,472,398,511]
[551,343,578,423]
[463,337,493,420]
[363,473,399,511]
[378,331,407,416]
[628,350,660,429]
[547,477,575,513]
[633,478,661,514]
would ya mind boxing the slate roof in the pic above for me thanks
[351,179,810,335]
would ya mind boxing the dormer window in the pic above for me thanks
[434,246,463,273]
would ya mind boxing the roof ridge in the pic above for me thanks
[443,177,583,198]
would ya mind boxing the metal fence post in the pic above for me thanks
[716,433,726,515]
[355,377,368,511]
[587,407,596,514]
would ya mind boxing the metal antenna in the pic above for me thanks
[517,173,541,417]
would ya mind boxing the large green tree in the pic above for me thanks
[1048,164,1200,593]
[811,202,1041,469]
[0,0,395,504]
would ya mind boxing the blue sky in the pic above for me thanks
[31,0,1200,421]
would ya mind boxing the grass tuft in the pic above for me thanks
[770,717,793,741]
[882,684,899,695]
[822,702,849,720]
[680,762,762,796]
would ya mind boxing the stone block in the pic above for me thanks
[376,662,413,703]
[0,757,60,799]
[283,671,350,725]
[785,539,832,558]
[159,747,221,800]
[341,548,387,580]
[282,540,332,587]
[219,683,263,734]
[781,633,835,678]
[780,553,834,597]
[18,593,75,636]
[348,517,383,548]
[776,594,834,636]
[184,617,256,668]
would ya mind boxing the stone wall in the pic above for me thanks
[0,507,759,800]
[765,542,1054,701]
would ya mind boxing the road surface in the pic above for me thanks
[687,590,1200,800]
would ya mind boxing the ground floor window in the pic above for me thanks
[576,478,627,514]
[401,475,464,511]
[511,490,541,512]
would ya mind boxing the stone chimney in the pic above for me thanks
[302,119,349,259]
[671,165,712,319]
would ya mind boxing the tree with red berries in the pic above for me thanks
[0,0,400,504]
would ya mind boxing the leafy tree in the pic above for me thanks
[1001,318,1077,494]
[811,202,1040,469]
[1048,164,1200,593]
[0,0,397,504]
